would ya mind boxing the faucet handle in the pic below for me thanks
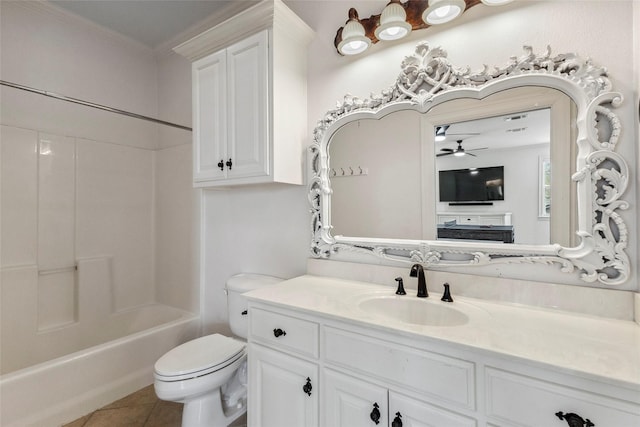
[441,283,453,302]
[409,264,419,277]
[394,277,406,295]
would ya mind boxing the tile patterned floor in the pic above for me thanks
[62,385,182,427]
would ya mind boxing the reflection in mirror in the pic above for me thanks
[435,108,552,245]
[329,87,577,246]
[330,110,422,240]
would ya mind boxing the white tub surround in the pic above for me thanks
[246,275,640,426]
[0,305,198,427]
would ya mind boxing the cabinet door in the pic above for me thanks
[192,49,227,182]
[323,369,388,427]
[389,391,476,427]
[248,343,318,427]
[226,30,269,180]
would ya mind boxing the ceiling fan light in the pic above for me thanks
[375,1,412,41]
[423,0,466,25]
[453,151,465,157]
[338,17,371,55]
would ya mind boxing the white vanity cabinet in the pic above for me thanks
[174,0,313,187]
[247,280,640,427]
[324,369,475,427]
[323,326,477,427]
[485,366,640,426]
[249,344,318,427]
[247,307,320,427]
[191,32,269,184]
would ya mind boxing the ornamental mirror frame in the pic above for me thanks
[309,43,629,286]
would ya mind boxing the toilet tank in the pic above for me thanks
[227,273,283,339]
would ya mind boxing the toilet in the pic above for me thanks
[154,274,282,427]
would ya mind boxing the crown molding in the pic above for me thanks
[154,1,260,58]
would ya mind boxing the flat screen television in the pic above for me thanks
[438,166,504,202]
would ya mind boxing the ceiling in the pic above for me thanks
[436,107,551,155]
[48,0,256,49]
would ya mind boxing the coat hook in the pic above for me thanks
[348,166,354,175]
[358,166,363,175]
[340,167,345,175]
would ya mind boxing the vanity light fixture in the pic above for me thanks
[334,0,514,56]
[337,8,371,55]
[423,0,466,25]
[480,0,514,5]
[375,0,412,41]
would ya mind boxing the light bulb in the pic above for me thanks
[423,0,466,25]
[375,1,411,41]
[338,10,371,55]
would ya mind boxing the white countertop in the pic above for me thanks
[246,274,640,389]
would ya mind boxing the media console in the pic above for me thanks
[437,224,515,243]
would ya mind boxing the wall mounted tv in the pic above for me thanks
[438,166,504,202]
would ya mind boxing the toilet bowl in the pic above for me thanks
[154,274,282,427]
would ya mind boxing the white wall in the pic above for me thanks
[330,110,423,239]
[634,1,640,288]
[201,186,310,335]
[155,51,198,313]
[0,1,159,149]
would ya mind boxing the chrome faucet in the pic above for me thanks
[409,264,428,298]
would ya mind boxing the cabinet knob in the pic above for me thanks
[303,377,312,396]
[369,402,381,425]
[241,310,248,316]
[555,411,594,427]
[273,328,286,338]
[218,160,224,171]
[226,158,233,170]
[391,412,403,427]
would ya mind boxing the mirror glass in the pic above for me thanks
[329,87,577,246]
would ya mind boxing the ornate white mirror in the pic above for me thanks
[309,43,630,286]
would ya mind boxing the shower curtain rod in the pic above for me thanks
[1,80,192,131]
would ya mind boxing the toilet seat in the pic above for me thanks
[154,334,245,382]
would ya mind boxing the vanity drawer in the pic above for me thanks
[249,307,319,359]
[324,327,475,410]
[485,367,640,426]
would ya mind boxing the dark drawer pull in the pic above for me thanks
[370,402,380,424]
[391,412,403,427]
[303,377,312,396]
[273,328,287,338]
[556,411,594,427]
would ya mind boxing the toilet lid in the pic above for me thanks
[154,334,245,379]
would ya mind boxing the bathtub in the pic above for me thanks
[0,303,199,427]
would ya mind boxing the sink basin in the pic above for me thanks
[358,296,469,327]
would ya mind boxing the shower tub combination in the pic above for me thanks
[0,302,198,427]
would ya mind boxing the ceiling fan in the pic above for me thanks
[437,140,488,157]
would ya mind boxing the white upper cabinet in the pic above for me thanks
[175,0,313,187]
